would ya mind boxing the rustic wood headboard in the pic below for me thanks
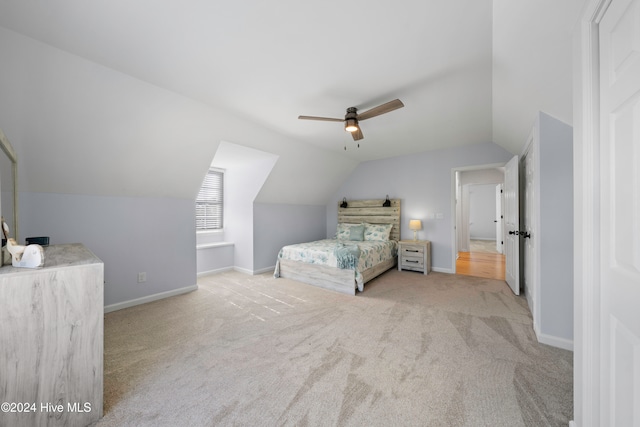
[337,199,401,241]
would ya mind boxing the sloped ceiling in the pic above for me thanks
[0,0,582,203]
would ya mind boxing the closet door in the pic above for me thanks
[522,146,537,331]
[599,0,640,424]
[503,155,519,295]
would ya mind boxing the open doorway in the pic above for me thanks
[452,165,506,280]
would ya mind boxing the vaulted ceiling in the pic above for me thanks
[0,0,580,162]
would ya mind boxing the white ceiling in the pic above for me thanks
[0,0,581,161]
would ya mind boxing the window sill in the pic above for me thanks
[197,229,224,235]
[197,242,234,250]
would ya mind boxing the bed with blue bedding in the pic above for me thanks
[273,199,400,295]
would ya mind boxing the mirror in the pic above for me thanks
[0,127,18,250]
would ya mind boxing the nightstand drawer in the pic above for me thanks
[400,245,424,256]
[401,256,424,269]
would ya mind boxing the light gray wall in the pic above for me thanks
[0,26,358,205]
[469,184,497,240]
[214,144,278,273]
[538,111,573,341]
[253,203,326,272]
[19,192,196,307]
[327,142,513,272]
[456,169,505,251]
[196,244,234,276]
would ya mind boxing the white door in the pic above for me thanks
[503,155,519,295]
[599,0,640,424]
[523,147,537,328]
[495,184,503,254]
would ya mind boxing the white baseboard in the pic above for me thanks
[253,265,276,275]
[197,266,234,277]
[534,325,574,351]
[104,284,198,313]
[233,265,276,275]
[569,421,576,427]
[198,265,276,277]
[233,266,253,275]
[432,267,454,274]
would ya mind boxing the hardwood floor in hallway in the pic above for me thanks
[456,251,506,281]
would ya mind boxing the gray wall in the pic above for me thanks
[469,184,497,240]
[253,203,326,272]
[538,112,573,341]
[327,142,513,272]
[20,192,196,307]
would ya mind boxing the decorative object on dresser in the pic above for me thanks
[0,243,104,427]
[408,219,422,241]
[2,220,44,268]
[274,198,400,295]
[398,240,431,275]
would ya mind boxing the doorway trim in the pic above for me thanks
[450,162,508,274]
[573,0,610,425]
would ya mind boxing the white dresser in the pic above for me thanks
[398,240,431,275]
[0,243,104,427]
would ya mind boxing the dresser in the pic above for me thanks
[0,243,104,427]
[398,240,431,274]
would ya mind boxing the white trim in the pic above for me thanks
[196,242,234,250]
[450,162,507,275]
[198,265,275,277]
[197,266,234,277]
[233,266,254,275]
[574,1,610,425]
[233,266,275,275]
[253,265,276,275]
[534,323,574,351]
[432,267,454,274]
[104,284,198,313]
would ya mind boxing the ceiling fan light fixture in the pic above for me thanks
[345,119,358,133]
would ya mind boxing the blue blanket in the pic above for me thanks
[334,243,361,269]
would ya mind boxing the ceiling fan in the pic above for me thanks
[298,99,404,146]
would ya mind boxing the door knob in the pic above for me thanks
[508,230,519,235]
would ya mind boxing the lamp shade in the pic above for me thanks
[409,219,422,230]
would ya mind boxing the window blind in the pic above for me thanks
[196,168,223,230]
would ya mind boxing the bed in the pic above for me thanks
[273,199,400,295]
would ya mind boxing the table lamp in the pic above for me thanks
[409,219,422,241]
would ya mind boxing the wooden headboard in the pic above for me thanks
[337,199,401,241]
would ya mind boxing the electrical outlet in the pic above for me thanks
[137,272,147,283]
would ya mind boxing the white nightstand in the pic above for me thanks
[398,240,431,275]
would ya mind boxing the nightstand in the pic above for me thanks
[398,240,431,275]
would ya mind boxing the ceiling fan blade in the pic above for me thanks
[298,115,344,122]
[352,127,364,141]
[356,99,404,121]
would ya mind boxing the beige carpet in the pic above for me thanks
[96,270,572,426]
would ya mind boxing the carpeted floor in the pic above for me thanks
[97,270,572,426]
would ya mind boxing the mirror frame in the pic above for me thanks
[0,128,18,241]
